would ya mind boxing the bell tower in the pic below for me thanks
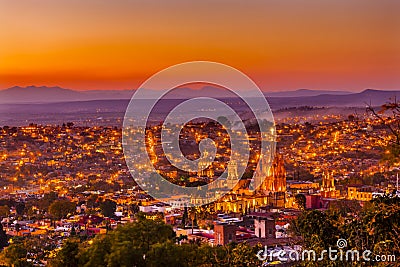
[321,171,337,198]
[197,150,214,178]
[256,152,286,193]
[226,160,239,191]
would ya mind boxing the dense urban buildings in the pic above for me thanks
[0,109,399,265]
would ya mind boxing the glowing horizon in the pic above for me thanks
[1,0,399,91]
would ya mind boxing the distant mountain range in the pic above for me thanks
[264,89,353,97]
[0,86,399,108]
[0,86,134,103]
[1,86,399,126]
[267,89,400,108]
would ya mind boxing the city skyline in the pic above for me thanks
[0,1,399,266]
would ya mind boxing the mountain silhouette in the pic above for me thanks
[0,86,398,108]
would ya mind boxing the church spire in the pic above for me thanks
[321,171,337,198]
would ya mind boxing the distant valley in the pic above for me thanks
[0,86,398,126]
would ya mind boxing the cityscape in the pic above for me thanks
[0,103,399,266]
[1,0,400,266]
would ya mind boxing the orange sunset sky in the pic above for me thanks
[0,0,399,91]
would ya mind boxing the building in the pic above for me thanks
[347,185,374,201]
[255,152,287,207]
[197,150,214,178]
[287,180,319,194]
[255,152,286,194]
[214,222,237,245]
[320,171,340,198]
[253,213,276,239]
[226,160,239,190]
[214,151,287,213]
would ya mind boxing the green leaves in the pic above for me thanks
[291,210,339,249]
[78,216,175,267]
[49,215,267,267]
[294,194,306,210]
[49,199,76,219]
[99,199,117,218]
[292,197,400,265]
[0,243,29,267]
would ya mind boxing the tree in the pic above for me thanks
[37,192,58,212]
[52,216,312,267]
[99,199,117,218]
[86,194,98,209]
[146,241,200,267]
[0,206,10,217]
[70,226,76,236]
[291,196,400,266]
[0,243,31,267]
[23,236,57,263]
[290,210,340,249]
[90,181,121,193]
[230,242,262,267]
[182,206,188,227]
[328,199,361,218]
[189,207,197,234]
[78,235,111,267]
[15,202,25,216]
[77,215,175,267]
[49,239,80,267]
[129,203,139,215]
[367,99,400,161]
[197,244,231,266]
[0,224,8,250]
[359,196,400,253]
[294,194,306,210]
[49,200,76,219]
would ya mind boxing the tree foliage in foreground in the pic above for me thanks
[2,197,398,267]
[291,196,400,267]
[49,199,76,219]
[45,214,262,267]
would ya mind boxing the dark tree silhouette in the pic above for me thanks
[367,98,400,160]
[294,194,306,210]
[15,202,25,216]
[0,224,8,250]
[99,199,117,218]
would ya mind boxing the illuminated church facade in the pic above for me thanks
[197,150,215,178]
[214,151,287,214]
[320,171,340,198]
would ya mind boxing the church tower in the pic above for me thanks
[198,150,214,178]
[253,148,274,191]
[226,160,239,191]
[321,171,337,198]
[256,152,286,194]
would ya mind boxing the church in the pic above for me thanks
[214,151,287,213]
[320,171,340,198]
